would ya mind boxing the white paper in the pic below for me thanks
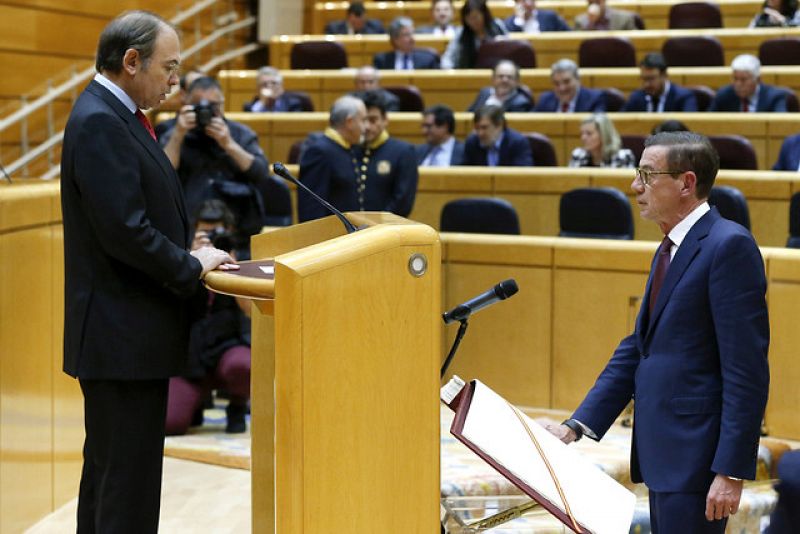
[459,380,636,534]
[259,265,274,275]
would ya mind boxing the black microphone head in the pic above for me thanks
[494,279,518,300]
[272,162,287,176]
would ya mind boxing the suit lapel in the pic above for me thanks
[644,209,719,340]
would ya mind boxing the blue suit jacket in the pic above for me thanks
[573,209,769,492]
[503,10,571,32]
[708,83,787,112]
[414,140,465,165]
[373,49,440,70]
[773,133,800,171]
[534,87,606,112]
[467,87,535,112]
[622,84,698,112]
[462,127,534,166]
[324,19,385,35]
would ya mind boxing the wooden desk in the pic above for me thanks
[269,27,800,70]
[310,0,762,34]
[220,66,800,113]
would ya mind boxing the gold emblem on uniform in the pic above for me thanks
[377,160,391,174]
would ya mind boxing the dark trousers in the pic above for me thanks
[649,490,728,534]
[78,379,169,534]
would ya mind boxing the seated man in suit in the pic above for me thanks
[574,0,637,30]
[352,66,400,111]
[463,105,534,166]
[623,53,698,112]
[772,131,800,170]
[373,17,440,70]
[709,54,787,112]
[243,67,308,112]
[504,0,571,32]
[535,59,606,113]
[416,104,464,166]
[416,0,456,37]
[467,60,535,113]
[325,1,384,34]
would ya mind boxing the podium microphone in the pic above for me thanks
[442,279,519,324]
[272,162,357,234]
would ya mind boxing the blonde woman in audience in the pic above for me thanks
[569,114,635,168]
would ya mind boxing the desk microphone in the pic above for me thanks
[442,279,518,324]
[272,162,357,234]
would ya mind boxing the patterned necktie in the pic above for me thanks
[403,54,411,70]
[649,236,673,315]
[135,109,156,141]
[487,146,499,167]
[741,98,750,112]
[651,95,660,112]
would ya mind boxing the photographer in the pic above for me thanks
[160,76,270,246]
[166,200,252,435]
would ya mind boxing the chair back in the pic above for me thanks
[688,85,716,111]
[603,87,627,112]
[476,40,536,69]
[287,139,305,164]
[440,197,521,235]
[524,133,557,166]
[668,2,723,28]
[708,185,751,230]
[290,41,348,69]
[759,38,800,66]
[776,86,800,112]
[662,36,724,67]
[384,85,425,111]
[559,187,634,240]
[709,135,758,170]
[255,175,293,227]
[621,135,646,163]
[284,91,314,111]
[579,37,636,67]
[788,192,800,248]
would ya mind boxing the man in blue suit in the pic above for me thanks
[373,17,440,70]
[534,59,605,112]
[709,54,787,112]
[623,53,698,112]
[549,132,769,533]
[463,105,534,166]
[324,1,385,35]
[772,132,800,171]
[416,104,464,166]
[467,60,535,113]
[503,0,571,32]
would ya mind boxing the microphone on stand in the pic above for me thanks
[272,162,357,234]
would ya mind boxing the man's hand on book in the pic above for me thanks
[546,423,578,444]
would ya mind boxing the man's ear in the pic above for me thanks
[681,171,698,198]
[122,48,140,76]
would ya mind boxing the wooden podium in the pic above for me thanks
[204,212,441,533]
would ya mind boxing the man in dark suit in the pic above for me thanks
[352,66,400,112]
[623,53,698,112]
[324,1,385,35]
[503,0,571,32]
[373,17,440,70]
[709,54,787,112]
[243,66,308,112]
[772,132,800,171]
[534,59,605,112]
[60,11,236,533]
[416,104,464,166]
[463,105,534,166]
[549,132,769,533]
[468,60,535,113]
[574,0,637,30]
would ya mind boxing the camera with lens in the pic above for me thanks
[193,99,218,129]
[205,227,234,252]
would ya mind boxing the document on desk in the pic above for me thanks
[444,378,635,534]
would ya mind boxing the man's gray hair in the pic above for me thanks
[257,66,282,84]
[550,58,580,80]
[95,10,173,73]
[731,54,760,78]
[388,16,414,39]
[330,95,364,127]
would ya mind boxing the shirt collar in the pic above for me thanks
[94,73,137,114]
[749,85,761,109]
[667,201,710,257]
[325,127,353,149]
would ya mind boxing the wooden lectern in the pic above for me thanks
[204,212,441,533]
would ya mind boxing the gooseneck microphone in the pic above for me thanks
[442,279,519,324]
[272,162,357,233]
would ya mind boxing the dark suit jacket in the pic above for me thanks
[622,83,698,112]
[467,87,535,112]
[462,127,534,166]
[61,80,202,380]
[414,140,465,166]
[503,10,571,32]
[766,450,800,534]
[708,83,788,112]
[534,87,606,112]
[773,133,800,171]
[243,92,308,112]
[373,49,440,70]
[573,208,769,492]
[324,19,385,34]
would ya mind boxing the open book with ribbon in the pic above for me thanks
[441,376,636,534]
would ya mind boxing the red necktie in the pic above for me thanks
[561,102,569,112]
[649,236,673,315]
[135,109,156,141]
[741,98,749,112]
